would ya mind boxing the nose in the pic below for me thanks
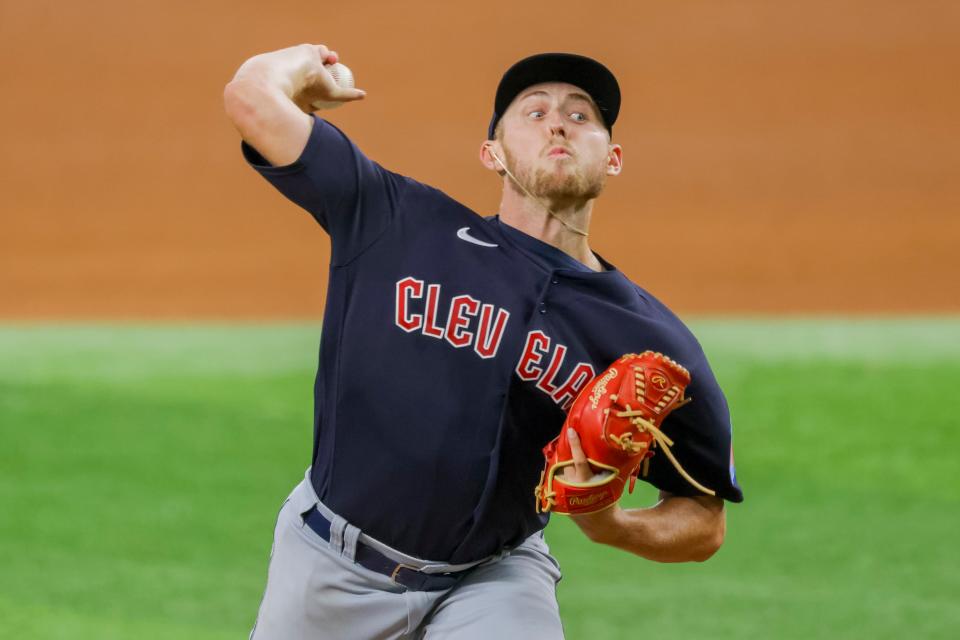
[545,110,566,138]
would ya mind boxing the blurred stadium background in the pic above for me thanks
[1,1,957,638]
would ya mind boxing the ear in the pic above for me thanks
[606,143,623,176]
[479,140,506,176]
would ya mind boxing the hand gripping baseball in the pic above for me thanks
[534,351,716,516]
[291,45,365,113]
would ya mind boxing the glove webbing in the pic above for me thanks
[614,406,716,497]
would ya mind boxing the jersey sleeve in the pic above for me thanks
[644,346,743,503]
[241,115,410,265]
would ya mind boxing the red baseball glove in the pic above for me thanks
[534,351,715,515]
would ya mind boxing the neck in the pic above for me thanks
[497,184,603,271]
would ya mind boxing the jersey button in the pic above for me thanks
[551,279,559,285]
[539,302,547,314]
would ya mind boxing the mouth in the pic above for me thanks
[547,146,573,158]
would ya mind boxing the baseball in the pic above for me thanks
[312,62,355,110]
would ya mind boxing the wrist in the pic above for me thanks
[570,502,626,545]
[237,45,319,99]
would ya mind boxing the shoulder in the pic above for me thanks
[388,171,490,226]
[619,279,711,367]
[632,282,699,338]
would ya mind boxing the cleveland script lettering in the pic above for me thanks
[515,330,596,409]
[394,277,594,408]
[395,276,510,359]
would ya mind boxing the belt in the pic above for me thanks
[302,506,472,591]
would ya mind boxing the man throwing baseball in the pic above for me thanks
[224,44,743,640]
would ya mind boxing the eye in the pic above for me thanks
[528,110,545,119]
[570,112,587,122]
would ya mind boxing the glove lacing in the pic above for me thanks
[613,404,717,497]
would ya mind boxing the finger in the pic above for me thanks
[567,428,592,482]
[331,86,367,101]
[318,46,337,65]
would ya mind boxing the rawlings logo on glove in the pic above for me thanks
[534,351,715,516]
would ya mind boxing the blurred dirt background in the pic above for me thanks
[1,0,957,317]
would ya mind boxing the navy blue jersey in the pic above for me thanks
[242,116,743,563]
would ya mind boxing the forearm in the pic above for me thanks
[573,493,726,563]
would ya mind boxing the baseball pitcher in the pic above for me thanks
[223,44,743,639]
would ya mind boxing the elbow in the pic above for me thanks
[223,79,268,137]
[656,532,722,563]
[691,516,726,562]
[691,532,723,562]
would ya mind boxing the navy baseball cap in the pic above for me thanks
[487,53,621,140]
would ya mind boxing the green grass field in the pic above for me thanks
[1,319,958,639]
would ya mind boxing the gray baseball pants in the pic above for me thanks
[249,472,565,639]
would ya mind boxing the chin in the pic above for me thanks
[535,169,605,202]
[504,149,605,202]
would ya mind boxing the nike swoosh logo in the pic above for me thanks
[456,227,498,248]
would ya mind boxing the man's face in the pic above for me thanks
[495,82,618,204]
